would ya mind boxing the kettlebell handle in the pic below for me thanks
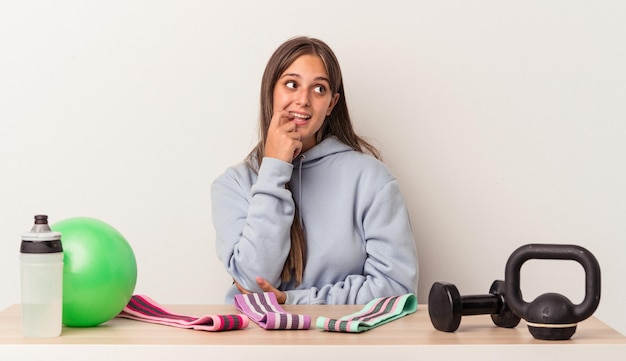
[504,244,601,323]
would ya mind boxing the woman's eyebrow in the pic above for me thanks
[315,76,331,84]
[281,73,301,78]
[281,73,331,84]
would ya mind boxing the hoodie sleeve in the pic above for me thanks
[285,179,419,305]
[211,157,295,293]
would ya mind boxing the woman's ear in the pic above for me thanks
[326,93,340,116]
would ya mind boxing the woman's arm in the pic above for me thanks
[212,158,295,293]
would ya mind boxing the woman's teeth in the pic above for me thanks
[290,112,310,120]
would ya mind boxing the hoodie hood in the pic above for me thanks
[292,136,353,168]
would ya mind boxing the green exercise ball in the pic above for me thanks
[51,217,137,327]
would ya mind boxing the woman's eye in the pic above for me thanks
[313,85,326,94]
[286,81,297,89]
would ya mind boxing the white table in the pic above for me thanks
[1,304,625,360]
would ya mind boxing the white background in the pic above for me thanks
[1,1,625,335]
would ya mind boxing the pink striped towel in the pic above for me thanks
[234,292,311,330]
[117,294,249,331]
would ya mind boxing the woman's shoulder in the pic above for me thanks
[213,156,292,187]
[212,161,256,188]
[329,148,396,187]
[337,146,389,169]
[313,137,387,169]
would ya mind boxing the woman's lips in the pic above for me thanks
[289,111,311,126]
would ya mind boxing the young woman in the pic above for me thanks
[211,36,418,304]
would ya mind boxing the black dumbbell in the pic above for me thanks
[428,280,521,332]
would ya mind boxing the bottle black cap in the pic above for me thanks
[21,214,63,253]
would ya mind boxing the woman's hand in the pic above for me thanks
[264,110,302,162]
[235,276,287,304]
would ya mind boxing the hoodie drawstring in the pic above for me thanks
[298,154,305,233]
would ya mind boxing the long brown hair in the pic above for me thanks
[246,36,381,286]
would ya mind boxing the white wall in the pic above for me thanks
[2,1,625,335]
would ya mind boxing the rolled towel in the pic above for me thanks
[316,293,417,333]
[234,292,311,330]
[117,294,249,331]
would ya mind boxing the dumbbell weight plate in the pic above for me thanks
[428,282,463,332]
[489,280,521,328]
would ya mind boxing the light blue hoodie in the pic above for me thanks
[211,136,418,304]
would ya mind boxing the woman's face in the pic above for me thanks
[272,54,340,152]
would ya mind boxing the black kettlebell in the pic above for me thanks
[504,244,601,340]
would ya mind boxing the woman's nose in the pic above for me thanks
[295,89,310,107]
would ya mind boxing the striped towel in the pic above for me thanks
[316,293,417,333]
[234,292,311,330]
[117,294,249,331]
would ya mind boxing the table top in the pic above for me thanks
[1,303,624,346]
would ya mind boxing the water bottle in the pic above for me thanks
[20,214,64,338]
